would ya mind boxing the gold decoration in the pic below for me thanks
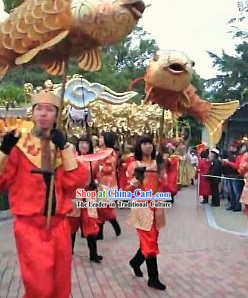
[0,0,145,79]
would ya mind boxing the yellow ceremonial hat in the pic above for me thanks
[31,91,60,108]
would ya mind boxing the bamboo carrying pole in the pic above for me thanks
[46,62,68,229]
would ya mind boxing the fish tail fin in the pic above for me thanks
[204,100,240,145]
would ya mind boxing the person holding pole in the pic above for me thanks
[127,136,166,291]
[96,132,121,240]
[67,135,103,262]
[0,91,88,298]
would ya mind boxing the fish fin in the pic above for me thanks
[204,100,240,145]
[41,59,65,76]
[127,77,144,91]
[15,30,69,65]
[0,64,9,80]
[78,48,102,71]
[143,84,154,103]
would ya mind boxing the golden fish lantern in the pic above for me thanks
[0,0,146,79]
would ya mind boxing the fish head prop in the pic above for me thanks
[145,50,194,92]
[71,0,146,45]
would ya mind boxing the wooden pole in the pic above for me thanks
[46,62,68,229]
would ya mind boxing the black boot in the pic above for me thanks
[87,236,103,263]
[201,196,208,204]
[129,249,145,277]
[110,219,121,237]
[97,224,104,240]
[146,257,166,290]
[71,233,76,255]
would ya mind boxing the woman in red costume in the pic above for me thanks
[0,92,89,298]
[238,143,248,219]
[96,132,121,239]
[162,142,179,204]
[67,136,103,262]
[127,136,166,291]
[195,149,211,204]
[118,148,135,191]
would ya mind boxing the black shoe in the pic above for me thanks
[110,219,121,237]
[87,236,103,263]
[201,198,208,204]
[71,233,76,255]
[233,208,242,212]
[90,255,103,263]
[146,257,166,291]
[226,207,233,211]
[129,249,145,277]
[148,277,166,290]
[97,224,104,240]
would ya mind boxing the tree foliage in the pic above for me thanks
[228,0,248,39]
[3,0,23,13]
[0,84,28,106]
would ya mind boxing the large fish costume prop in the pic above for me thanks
[0,0,145,78]
[128,50,239,138]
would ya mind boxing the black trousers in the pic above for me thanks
[210,180,220,206]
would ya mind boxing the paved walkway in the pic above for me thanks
[1,186,248,298]
[207,200,248,235]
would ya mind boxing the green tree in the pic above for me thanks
[0,84,29,106]
[206,42,248,103]
[3,0,23,12]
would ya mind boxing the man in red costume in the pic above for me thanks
[127,136,166,291]
[0,92,88,298]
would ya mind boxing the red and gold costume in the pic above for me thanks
[97,150,118,222]
[238,153,248,219]
[0,133,88,298]
[126,159,166,257]
[118,153,135,191]
[164,154,179,196]
[67,160,99,237]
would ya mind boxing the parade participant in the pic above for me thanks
[161,142,179,204]
[238,143,248,219]
[208,149,222,207]
[223,141,244,212]
[67,136,103,262]
[97,131,121,239]
[0,91,88,298]
[195,150,211,204]
[127,136,166,291]
[176,138,194,187]
[92,134,100,151]
[118,147,135,191]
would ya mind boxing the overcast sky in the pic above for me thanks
[141,0,240,79]
[0,0,241,79]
